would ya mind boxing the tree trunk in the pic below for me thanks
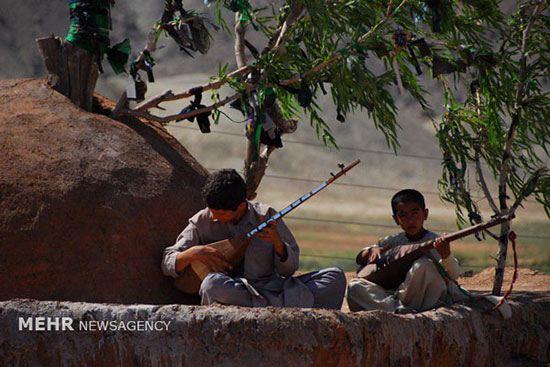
[244,146,276,200]
[492,222,510,296]
[243,94,297,200]
[37,35,99,112]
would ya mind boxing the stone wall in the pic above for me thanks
[1,293,549,366]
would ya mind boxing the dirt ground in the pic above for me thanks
[455,266,550,291]
[341,266,550,312]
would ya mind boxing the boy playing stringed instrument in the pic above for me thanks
[162,169,346,309]
[347,189,468,313]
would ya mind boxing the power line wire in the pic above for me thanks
[262,172,542,204]
[166,126,550,258]
[262,173,442,196]
[202,165,542,208]
[173,125,505,199]
[207,167,507,200]
[170,127,546,232]
[167,124,442,161]
[205,166,444,196]
[285,216,550,240]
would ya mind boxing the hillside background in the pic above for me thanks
[1,0,548,271]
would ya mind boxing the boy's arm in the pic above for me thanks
[356,239,389,265]
[255,207,299,276]
[272,218,300,276]
[433,236,459,280]
[440,256,460,280]
[161,220,230,278]
[161,224,200,278]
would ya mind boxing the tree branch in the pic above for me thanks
[475,151,499,214]
[123,0,409,126]
[510,170,543,215]
[244,145,277,200]
[120,90,246,125]
[235,12,247,68]
[473,89,499,215]
[134,1,306,115]
[484,229,500,241]
[272,1,305,52]
[498,3,542,212]
[135,65,253,112]
[493,1,544,296]
[278,0,408,86]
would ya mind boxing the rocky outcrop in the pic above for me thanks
[0,293,549,366]
[0,79,208,304]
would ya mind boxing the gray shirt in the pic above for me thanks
[161,201,313,307]
[359,230,459,279]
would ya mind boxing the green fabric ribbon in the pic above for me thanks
[429,254,472,298]
[65,0,130,74]
[338,46,350,56]
[223,0,258,30]
[106,39,131,74]
[254,120,264,154]
[350,41,362,54]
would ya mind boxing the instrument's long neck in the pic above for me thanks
[246,159,360,239]
[419,214,515,250]
[446,214,514,242]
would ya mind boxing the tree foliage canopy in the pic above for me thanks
[119,0,549,293]
[209,0,511,148]
[435,1,550,224]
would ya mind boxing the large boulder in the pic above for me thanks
[0,79,208,304]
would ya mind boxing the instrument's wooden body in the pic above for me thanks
[174,235,250,294]
[357,242,433,289]
[356,215,514,289]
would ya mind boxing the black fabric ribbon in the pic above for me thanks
[260,128,283,148]
[279,81,312,108]
[177,86,211,133]
[336,105,345,123]
[425,0,442,33]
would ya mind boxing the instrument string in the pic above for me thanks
[246,162,356,238]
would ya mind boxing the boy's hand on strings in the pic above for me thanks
[257,216,287,259]
[361,244,390,265]
[434,234,450,259]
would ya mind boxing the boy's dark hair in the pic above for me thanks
[391,189,426,216]
[202,169,247,210]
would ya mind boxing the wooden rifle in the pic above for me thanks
[175,159,361,294]
[356,214,515,289]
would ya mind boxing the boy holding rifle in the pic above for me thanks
[347,189,467,313]
[162,169,346,309]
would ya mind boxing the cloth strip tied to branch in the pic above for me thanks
[66,0,130,74]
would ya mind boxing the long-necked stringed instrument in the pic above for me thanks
[175,159,361,294]
[356,214,514,289]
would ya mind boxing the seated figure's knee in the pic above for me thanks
[199,272,226,300]
[346,289,365,312]
[324,267,347,289]
[407,257,446,289]
[410,257,436,274]
[347,279,362,297]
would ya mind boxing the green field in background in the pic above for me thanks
[291,218,550,273]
